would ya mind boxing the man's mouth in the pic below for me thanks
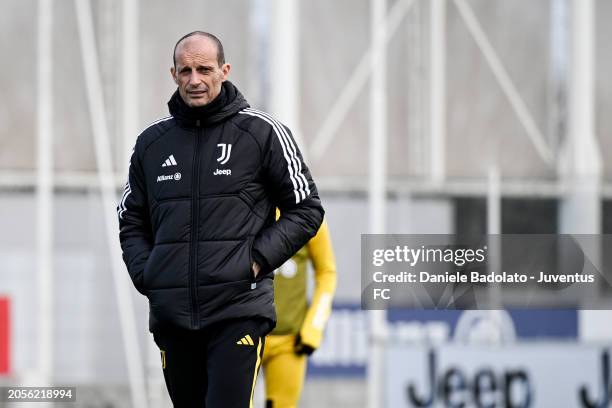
[187,89,207,97]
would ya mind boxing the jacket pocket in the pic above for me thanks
[246,236,255,282]
[239,190,255,208]
[142,250,154,291]
[197,240,253,285]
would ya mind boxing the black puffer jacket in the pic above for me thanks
[117,81,324,331]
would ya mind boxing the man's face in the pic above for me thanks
[171,36,231,107]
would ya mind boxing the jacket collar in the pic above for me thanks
[168,80,249,127]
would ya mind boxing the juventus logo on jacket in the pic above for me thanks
[216,143,232,165]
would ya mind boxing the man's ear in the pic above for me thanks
[221,63,231,81]
[170,66,178,84]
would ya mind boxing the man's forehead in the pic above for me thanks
[175,35,218,62]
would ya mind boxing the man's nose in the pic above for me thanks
[188,72,201,85]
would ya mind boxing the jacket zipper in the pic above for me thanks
[189,120,202,329]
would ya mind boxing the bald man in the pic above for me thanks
[117,31,324,407]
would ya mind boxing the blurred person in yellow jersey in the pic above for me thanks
[261,214,337,408]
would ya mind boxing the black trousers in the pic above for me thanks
[152,318,269,408]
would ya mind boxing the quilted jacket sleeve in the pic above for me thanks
[252,122,324,272]
[117,142,153,294]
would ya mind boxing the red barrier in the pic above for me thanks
[0,297,9,375]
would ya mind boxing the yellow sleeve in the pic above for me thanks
[299,219,337,349]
